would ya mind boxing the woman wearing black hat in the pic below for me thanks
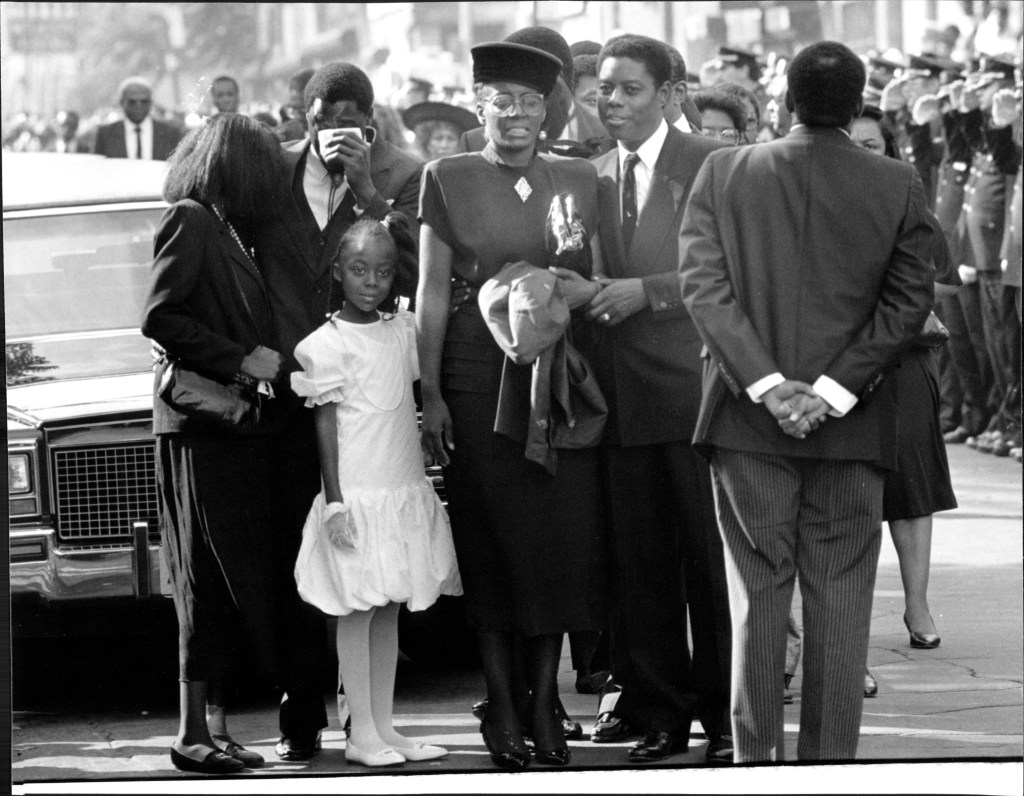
[416,42,605,770]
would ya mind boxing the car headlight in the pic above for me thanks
[9,453,32,494]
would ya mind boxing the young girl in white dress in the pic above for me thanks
[291,213,462,767]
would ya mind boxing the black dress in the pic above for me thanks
[142,200,285,681]
[883,217,960,522]
[419,146,606,637]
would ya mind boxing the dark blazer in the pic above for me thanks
[680,125,936,469]
[91,117,183,161]
[141,200,278,434]
[256,136,423,380]
[590,125,725,446]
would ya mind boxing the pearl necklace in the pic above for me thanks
[210,204,257,270]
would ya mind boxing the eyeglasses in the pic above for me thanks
[483,92,546,117]
[702,128,743,144]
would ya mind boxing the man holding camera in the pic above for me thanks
[254,61,423,762]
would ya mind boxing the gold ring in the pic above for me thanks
[600,313,611,323]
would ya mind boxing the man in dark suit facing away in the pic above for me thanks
[679,41,936,762]
[254,61,423,762]
[554,33,733,766]
[90,77,182,160]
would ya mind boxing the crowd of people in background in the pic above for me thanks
[8,10,1021,776]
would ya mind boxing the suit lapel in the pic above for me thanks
[630,130,690,268]
[279,142,322,275]
[594,149,627,273]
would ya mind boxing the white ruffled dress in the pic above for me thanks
[290,309,462,616]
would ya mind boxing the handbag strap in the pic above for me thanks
[209,203,263,347]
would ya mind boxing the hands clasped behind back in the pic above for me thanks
[762,380,832,440]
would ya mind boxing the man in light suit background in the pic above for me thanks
[255,61,423,762]
[679,41,935,762]
[90,77,182,161]
[555,33,732,765]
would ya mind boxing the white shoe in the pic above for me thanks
[396,741,448,762]
[345,741,405,767]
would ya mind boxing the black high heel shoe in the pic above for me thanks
[904,614,940,649]
[481,714,531,771]
[529,704,571,767]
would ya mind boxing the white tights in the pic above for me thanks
[336,602,416,753]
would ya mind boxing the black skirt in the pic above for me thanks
[157,431,284,681]
[883,349,959,521]
[442,386,607,637]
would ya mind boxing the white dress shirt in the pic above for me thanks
[616,118,670,218]
[303,146,354,231]
[672,113,692,134]
[122,116,153,160]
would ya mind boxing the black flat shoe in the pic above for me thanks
[212,735,264,768]
[705,734,734,765]
[275,730,322,761]
[170,746,245,774]
[481,716,530,771]
[592,712,635,743]
[534,745,571,766]
[905,614,940,649]
[628,730,688,763]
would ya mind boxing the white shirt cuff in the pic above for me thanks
[746,372,785,403]
[813,375,858,417]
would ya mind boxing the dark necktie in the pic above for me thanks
[134,125,143,159]
[621,152,639,252]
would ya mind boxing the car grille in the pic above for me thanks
[52,443,158,542]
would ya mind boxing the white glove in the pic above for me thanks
[323,501,356,549]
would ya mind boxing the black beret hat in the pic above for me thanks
[505,26,574,89]
[471,41,563,96]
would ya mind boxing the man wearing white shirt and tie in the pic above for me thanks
[90,77,182,161]
[572,33,732,765]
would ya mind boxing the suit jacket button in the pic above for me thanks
[651,335,660,344]
[660,301,668,308]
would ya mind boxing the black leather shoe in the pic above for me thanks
[591,712,634,743]
[705,734,734,765]
[555,699,583,740]
[481,715,530,771]
[275,731,322,761]
[864,669,878,697]
[471,697,488,722]
[627,730,688,762]
[575,670,613,694]
[170,746,245,774]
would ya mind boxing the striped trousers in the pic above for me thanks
[710,449,883,762]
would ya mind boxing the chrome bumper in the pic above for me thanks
[10,527,169,602]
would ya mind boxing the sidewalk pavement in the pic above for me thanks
[11,445,1023,794]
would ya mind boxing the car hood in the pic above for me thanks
[7,372,153,427]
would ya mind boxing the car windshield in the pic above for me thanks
[4,206,163,386]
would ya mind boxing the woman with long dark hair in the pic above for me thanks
[141,114,287,774]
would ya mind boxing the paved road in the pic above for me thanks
[11,444,1023,794]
